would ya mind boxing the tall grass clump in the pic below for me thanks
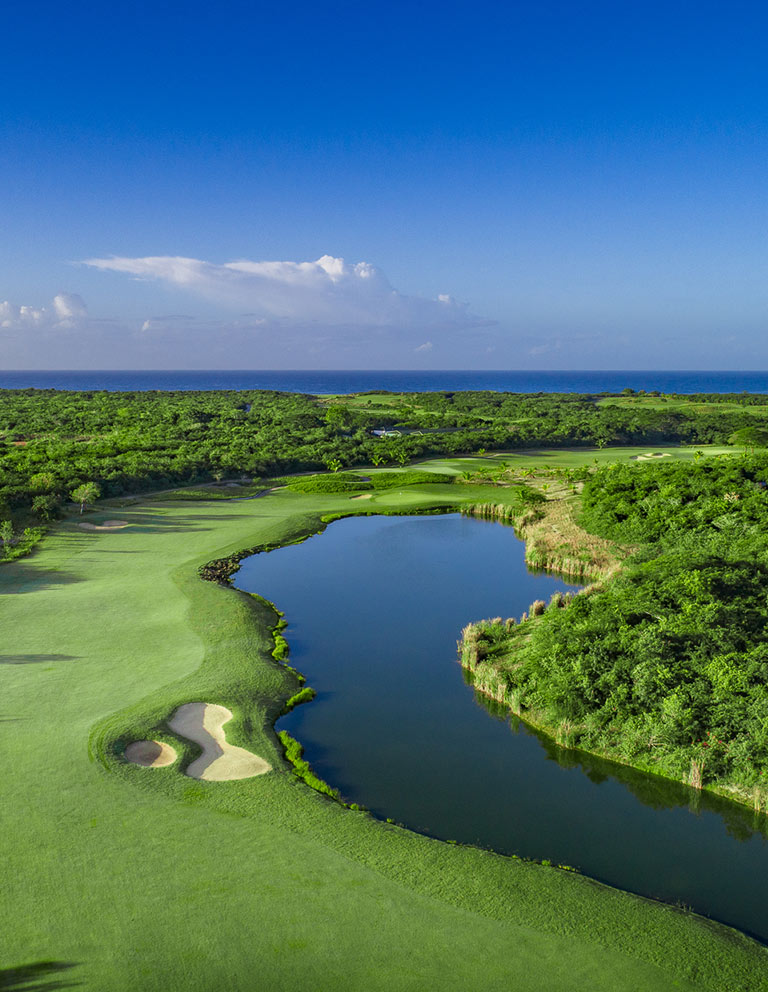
[278,730,342,800]
[462,488,545,529]
[458,618,510,670]
[277,730,366,812]
[464,502,519,524]
[281,686,316,715]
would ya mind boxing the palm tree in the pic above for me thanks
[70,482,101,514]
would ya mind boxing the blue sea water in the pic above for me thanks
[2,369,768,393]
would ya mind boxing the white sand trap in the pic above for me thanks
[78,519,130,531]
[125,739,177,767]
[168,702,271,781]
[635,453,672,461]
[350,493,373,500]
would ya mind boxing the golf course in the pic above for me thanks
[3,447,768,990]
[6,0,768,974]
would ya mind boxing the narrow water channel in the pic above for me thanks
[233,512,768,941]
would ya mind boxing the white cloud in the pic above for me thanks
[83,253,491,329]
[0,293,87,329]
[52,292,87,321]
[0,256,501,368]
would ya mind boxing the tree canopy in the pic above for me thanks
[467,453,768,808]
[1,386,767,524]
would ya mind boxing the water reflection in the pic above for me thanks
[235,512,768,940]
[470,684,768,844]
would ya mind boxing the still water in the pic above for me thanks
[234,513,768,940]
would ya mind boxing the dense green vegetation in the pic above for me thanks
[3,481,767,990]
[463,453,768,808]
[2,386,768,527]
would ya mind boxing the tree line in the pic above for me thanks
[1,386,766,525]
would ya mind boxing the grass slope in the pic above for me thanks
[1,469,767,991]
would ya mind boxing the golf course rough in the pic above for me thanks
[2,454,767,992]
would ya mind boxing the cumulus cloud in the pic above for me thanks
[0,292,87,329]
[83,254,491,330]
[1,254,501,368]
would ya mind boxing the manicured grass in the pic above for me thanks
[598,396,768,416]
[319,392,439,412]
[413,445,736,476]
[1,477,767,990]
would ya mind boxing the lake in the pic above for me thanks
[234,512,768,941]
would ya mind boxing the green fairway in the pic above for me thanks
[2,471,767,991]
[411,444,736,477]
[598,395,768,416]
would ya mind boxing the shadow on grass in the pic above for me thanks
[143,512,247,523]
[76,512,247,532]
[0,571,83,595]
[70,510,219,530]
[0,961,79,990]
[0,654,79,665]
[89,550,145,554]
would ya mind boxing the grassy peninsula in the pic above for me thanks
[460,452,768,812]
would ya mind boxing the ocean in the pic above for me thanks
[1,369,767,394]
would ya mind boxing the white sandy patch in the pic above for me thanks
[125,739,177,767]
[350,493,373,500]
[168,702,271,781]
[78,519,130,530]
[635,453,672,461]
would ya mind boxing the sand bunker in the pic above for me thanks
[350,493,373,500]
[168,703,271,781]
[125,739,177,767]
[635,453,672,461]
[78,519,130,531]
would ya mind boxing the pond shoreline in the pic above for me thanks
[207,491,768,828]
[461,639,767,821]
[68,488,768,986]
[226,505,768,942]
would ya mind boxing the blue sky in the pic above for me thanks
[2,0,767,369]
